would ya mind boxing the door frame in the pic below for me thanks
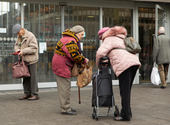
[155,4,165,36]
[135,3,155,84]
[135,3,170,84]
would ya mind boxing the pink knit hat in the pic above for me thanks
[98,27,110,40]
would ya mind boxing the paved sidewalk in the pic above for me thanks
[0,84,170,125]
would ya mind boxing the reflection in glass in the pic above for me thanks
[24,3,61,82]
[64,6,99,81]
[103,8,133,36]
[0,2,21,84]
[103,8,133,80]
[138,8,155,82]
[158,9,164,29]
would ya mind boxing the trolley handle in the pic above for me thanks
[98,56,110,69]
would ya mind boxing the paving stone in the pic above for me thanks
[0,84,169,125]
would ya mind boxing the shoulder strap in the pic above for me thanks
[108,36,127,53]
[109,48,126,54]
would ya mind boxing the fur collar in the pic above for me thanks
[102,26,127,40]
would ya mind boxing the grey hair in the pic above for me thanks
[159,27,165,33]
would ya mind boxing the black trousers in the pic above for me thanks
[118,65,139,119]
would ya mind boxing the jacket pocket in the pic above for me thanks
[24,54,37,63]
[65,62,73,71]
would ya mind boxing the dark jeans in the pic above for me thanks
[23,63,38,96]
[118,65,139,119]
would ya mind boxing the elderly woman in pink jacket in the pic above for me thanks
[96,26,141,121]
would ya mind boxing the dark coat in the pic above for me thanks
[153,34,170,64]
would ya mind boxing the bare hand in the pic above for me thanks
[18,51,23,56]
[16,49,20,52]
[85,58,89,64]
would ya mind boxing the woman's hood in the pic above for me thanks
[102,26,127,41]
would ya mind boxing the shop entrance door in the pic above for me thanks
[139,5,166,83]
[138,7,155,82]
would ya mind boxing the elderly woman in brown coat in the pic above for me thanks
[13,24,39,101]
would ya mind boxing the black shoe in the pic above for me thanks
[160,86,166,89]
[114,116,130,121]
[71,108,76,112]
[61,110,77,115]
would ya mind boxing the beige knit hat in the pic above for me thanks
[70,25,84,34]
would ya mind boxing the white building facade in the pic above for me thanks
[0,0,170,90]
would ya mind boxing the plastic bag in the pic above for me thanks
[150,62,160,85]
[76,64,93,88]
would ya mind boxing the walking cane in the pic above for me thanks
[78,87,81,104]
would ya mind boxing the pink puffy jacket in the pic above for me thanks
[96,26,141,77]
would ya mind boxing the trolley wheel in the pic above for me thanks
[95,116,98,121]
[92,113,95,119]
[92,107,96,119]
[114,105,119,117]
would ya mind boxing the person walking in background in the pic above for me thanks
[96,26,141,121]
[52,25,89,115]
[12,24,39,100]
[153,26,170,89]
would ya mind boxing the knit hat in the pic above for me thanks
[70,25,84,34]
[12,24,22,34]
[98,27,110,40]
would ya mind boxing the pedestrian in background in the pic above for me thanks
[52,25,89,115]
[12,24,39,100]
[96,26,141,121]
[153,26,170,89]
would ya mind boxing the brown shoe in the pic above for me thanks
[19,95,31,100]
[28,95,39,101]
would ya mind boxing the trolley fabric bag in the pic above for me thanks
[92,66,113,107]
[12,57,30,79]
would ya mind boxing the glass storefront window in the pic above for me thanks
[24,3,61,82]
[103,8,133,36]
[158,9,164,30]
[0,2,21,84]
[138,8,155,82]
[1,3,152,85]
[103,8,133,79]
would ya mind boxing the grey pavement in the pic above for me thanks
[0,83,170,125]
